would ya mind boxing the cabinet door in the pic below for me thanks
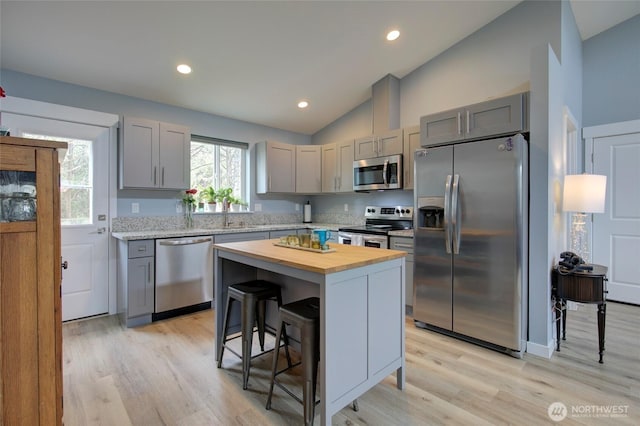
[127,257,154,318]
[354,135,377,160]
[321,143,337,192]
[420,108,464,147]
[465,93,524,140]
[368,265,403,375]
[402,126,420,190]
[296,145,321,193]
[378,129,403,157]
[267,141,296,192]
[159,122,190,189]
[336,140,354,192]
[391,237,414,306]
[121,116,159,188]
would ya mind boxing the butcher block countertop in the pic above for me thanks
[214,239,406,274]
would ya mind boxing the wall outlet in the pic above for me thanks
[344,203,349,212]
[176,201,183,213]
[254,203,262,212]
[131,202,139,214]
[295,203,300,211]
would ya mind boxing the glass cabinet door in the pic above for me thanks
[0,171,37,222]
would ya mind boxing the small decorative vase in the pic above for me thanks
[184,202,194,228]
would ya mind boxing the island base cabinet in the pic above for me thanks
[322,260,405,418]
[214,241,406,426]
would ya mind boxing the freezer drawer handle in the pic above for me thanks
[159,237,212,246]
[452,174,461,254]
[444,174,453,254]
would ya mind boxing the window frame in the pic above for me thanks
[190,134,249,205]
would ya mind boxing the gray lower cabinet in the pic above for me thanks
[269,229,301,239]
[215,231,270,243]
[117,239,155,327]
[390,236,414,306]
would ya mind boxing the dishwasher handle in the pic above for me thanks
[159,237,212,246]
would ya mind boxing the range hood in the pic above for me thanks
[371,74,400,134]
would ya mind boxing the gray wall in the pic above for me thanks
[0,70,312,216]
[583,13,640,127]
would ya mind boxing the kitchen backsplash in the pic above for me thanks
[111,212,364,232]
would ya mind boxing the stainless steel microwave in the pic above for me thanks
[353,154,403,191]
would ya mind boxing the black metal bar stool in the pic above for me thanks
[217,280,291,390]
[266,297,358,426]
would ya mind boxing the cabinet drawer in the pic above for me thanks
[128,240,154,259]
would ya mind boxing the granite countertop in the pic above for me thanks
[112,223,345,241]
[388,229,414,238]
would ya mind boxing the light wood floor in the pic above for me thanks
[62,302,639,425]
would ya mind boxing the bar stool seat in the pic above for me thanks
[266,297,358,426]
[217,280,290,390]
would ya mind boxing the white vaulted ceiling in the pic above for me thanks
[1,1,638,135]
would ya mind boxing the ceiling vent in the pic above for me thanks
[371,74,400,134]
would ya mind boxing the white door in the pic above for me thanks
[2,113,110,320]
[591,131,640,305]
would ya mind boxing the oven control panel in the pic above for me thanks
[364,205,413,219]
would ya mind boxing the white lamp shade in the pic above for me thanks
[562,174,607,213]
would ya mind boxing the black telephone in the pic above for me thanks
[558,251,591,274]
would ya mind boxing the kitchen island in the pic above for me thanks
[213,239,406,426]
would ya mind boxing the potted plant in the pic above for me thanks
[216,187,233,212]
[201,186,217,212]
[230,197,248,212]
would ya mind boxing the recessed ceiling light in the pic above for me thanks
[386,30,400,41]
[298,100,309,109]
[177,64,192,74]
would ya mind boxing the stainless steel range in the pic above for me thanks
[339,206,413,249]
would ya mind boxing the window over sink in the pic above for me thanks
[190,135,248,205]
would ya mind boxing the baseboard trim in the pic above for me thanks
[526,339,555,359]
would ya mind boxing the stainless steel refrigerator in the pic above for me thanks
[413,134,528,355]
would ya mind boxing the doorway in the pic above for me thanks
[1,102,118,320]
[585,120,640,305]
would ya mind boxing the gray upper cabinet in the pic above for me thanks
[256,141,296,193]
[120,116,190,190]
[402,126,420,190]
[321,143,337,192]
[420,92,527,147]
[354,129,403,160]
[296,145,322,194]
[322,140,354,193]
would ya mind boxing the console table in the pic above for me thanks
[551,264,608,363]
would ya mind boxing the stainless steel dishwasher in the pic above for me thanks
[154,235,213,318]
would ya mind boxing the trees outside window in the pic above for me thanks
[190,136,247,204]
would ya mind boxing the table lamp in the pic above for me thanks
[562,174,607,264]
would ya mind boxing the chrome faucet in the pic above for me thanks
[222,197,231,228]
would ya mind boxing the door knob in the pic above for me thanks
[61,260,68,270]
[89,227,107,234]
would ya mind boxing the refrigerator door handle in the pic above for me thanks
[452,174,461,254]
[444,174,453,254]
